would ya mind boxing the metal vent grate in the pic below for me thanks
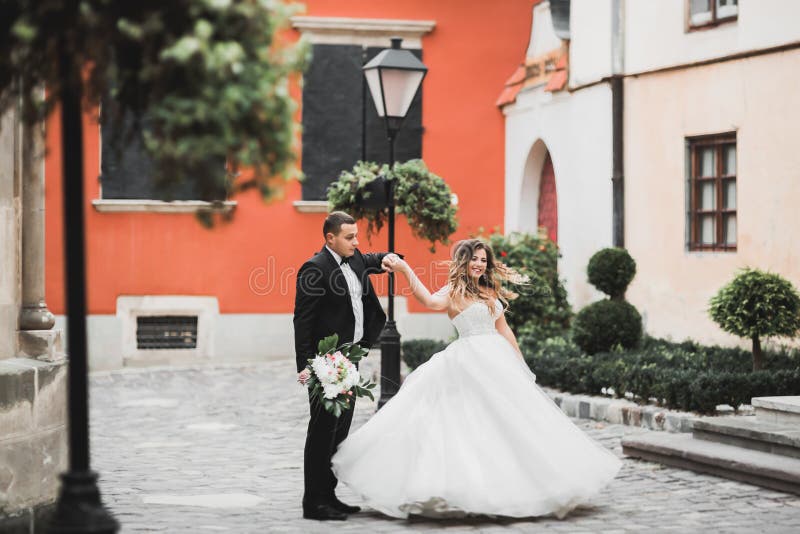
[136,315,198,350]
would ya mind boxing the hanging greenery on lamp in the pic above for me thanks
[326,159,458,251]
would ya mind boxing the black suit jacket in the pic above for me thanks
[293,246,389,372]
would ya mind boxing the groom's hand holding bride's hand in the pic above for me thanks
[382,254,408,274]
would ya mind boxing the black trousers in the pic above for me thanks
[303,390,356,505]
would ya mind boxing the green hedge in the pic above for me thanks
[520,336,800,414]
[401,339,448,370]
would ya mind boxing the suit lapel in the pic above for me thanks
[320,245,354,306]
[320,245,339,272]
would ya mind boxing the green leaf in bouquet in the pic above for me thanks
[352,382,376,401]
[331,401,342,418]
[347,344,368,360]
[318,334,339,354]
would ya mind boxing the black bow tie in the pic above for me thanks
[340,256,351,265]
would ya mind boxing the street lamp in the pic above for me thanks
[48,43,119,533]
[362,37,427,408]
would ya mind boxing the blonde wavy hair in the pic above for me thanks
[446,239,528,314]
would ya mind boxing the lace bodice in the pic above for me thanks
[450,300,502,338]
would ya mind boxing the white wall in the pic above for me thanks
[625,0,800,75]
[570,0,614,86]
[528,1,564,58]
[504,84,614,309]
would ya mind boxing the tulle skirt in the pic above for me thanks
[331,332,622,519]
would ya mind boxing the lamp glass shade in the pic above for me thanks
[365,67,425,119]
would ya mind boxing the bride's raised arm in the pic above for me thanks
[383,256,449,311]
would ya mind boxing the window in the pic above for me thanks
[689,0,738,29]
[99,99,227,202]
[300,43,423,200]
[687,133,737,251]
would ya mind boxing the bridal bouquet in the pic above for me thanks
[304,334,377,417]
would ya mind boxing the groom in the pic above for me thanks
[294,211,397,521]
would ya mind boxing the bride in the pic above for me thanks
[331,238,621,520]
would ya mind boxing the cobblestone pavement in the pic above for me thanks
[89,359,800,533]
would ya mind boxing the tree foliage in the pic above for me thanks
[709,268,800,370]
[0,0,308,201]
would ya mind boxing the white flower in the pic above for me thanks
[342,364,360,389]
[322,383,341,400]
[311,356,334,385]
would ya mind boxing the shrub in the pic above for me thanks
[401,339,448,370]
[651,369,696,412]
[709,268,800,371]
[638,336,800,372]
[486,231,572,341]
[572,300,642,354]
[587,248,636,299]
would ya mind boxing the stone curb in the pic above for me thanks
[541,387,701,433]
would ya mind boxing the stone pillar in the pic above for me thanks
[0,100,21,360]
[17,101,62,361]
[0,95,67,529]
[20,113,55,329]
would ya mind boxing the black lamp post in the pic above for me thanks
[362,37,427,408]
[48,42,119,533]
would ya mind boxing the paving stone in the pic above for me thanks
[85,359,800,533]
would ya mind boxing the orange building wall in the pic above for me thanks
[44,0,534,316]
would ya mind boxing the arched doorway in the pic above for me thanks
[520,140,558,244]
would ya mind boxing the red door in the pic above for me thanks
[537,153,558,244]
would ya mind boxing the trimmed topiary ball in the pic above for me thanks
[572,299,643,355]
[587,248,636,299]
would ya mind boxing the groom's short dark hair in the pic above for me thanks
[323,211,356,236]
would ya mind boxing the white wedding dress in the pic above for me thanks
[331,298,622,519]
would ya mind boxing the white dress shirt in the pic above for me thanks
[326,246,364,344]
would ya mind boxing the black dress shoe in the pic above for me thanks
[302,503,348,521]
[331,497,361,514]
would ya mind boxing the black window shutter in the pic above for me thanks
[301,44,365,200]
[364,46,423,166]
[99,99,226,201]
[301,44,423,201]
